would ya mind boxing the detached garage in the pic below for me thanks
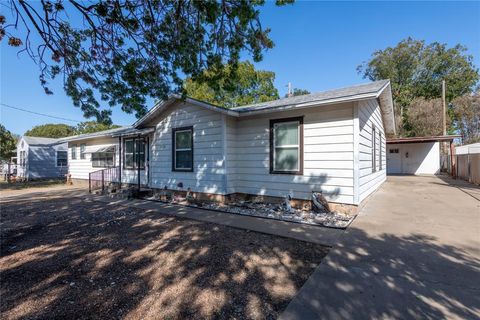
[386,136,460,175]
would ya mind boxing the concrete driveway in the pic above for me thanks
[281,175,480,320]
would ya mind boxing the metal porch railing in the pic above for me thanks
[88,167,120,193]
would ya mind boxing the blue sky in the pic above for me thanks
[1,1,479,135]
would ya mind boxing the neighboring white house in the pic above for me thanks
[16,136,68,180]
[65,80,396,206]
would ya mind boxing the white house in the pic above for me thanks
[16,136,68,180]
[65,80,395,207]
[386,135,460,175]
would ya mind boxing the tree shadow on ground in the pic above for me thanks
[284,226,480,319]
[0,197,328,320]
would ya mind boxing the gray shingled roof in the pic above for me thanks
[232,80,390,113]
[23,136,61,145]
[59,126,132,142]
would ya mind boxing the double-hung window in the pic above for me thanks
[71,144,77,160]
[92,146,115,168]
[124,138,146,169]
[80,144,86,159]
[270,117,303,174]
[56,151,68,167]
[172,127,193,171]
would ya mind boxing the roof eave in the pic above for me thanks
[376,81,396,136]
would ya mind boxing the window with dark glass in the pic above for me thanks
[172,127,193,171]
[56,151,68,167]
[124,138,146,169]
[270,117,303,174]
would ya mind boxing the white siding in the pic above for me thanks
[68,137,147,185]
[16,138,28,179]
[387,142,440,175]
[227,103,355,204]
[149,101,226,194]
[357,99,387,203]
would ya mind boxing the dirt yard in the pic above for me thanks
[0,194,328,319]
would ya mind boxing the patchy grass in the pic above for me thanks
[0,197,328,319]
[0,178,66,190]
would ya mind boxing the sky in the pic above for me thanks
[1,1,479,136]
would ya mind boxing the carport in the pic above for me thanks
[386,135,460,175]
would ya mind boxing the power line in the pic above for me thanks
[0,103,82,123]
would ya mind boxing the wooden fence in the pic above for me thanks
[455,144,480,185]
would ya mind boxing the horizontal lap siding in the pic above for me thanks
[68,137,148,185]
[229,103,355,204]
[28,144,68,179]
[150,102,226,194]
[358,99,386,202]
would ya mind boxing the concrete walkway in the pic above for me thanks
[280,175,480,320]
[89,195,344,246]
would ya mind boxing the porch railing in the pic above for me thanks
[89,167,120,193]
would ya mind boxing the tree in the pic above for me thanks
[452,92,480,144]
[1,1,293,123]
[406,98,450,137]
[358,38,479,135]
[285,88,310,98]
[0,125,17,160]
[184,61,279,108]
[75,121,121,135]
[25,123,76,138]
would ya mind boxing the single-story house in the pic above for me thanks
[386,135,460,175]
[65,80,396,207]
[16,136,68,180]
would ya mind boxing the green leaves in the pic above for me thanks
[25,124,76,139]
[0,125,17,160]
[358,38,479,136]
[184,61,279,108]
[3,0,287,122]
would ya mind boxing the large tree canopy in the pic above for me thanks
[451,92,480,144]
[406,98,451,137]
[1,0,292,124]
[184,61,279,107]
[75,121,121,134]
[0,125,17,160]
[25,123,76,138]
[358,38,479,135]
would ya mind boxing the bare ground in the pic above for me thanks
[0,195,328,320]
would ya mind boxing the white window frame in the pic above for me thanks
[173,127,193,172]
[56,150,68,167]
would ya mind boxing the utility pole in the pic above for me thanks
[442,80,446,136]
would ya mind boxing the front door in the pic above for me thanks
[387,146,401,174]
